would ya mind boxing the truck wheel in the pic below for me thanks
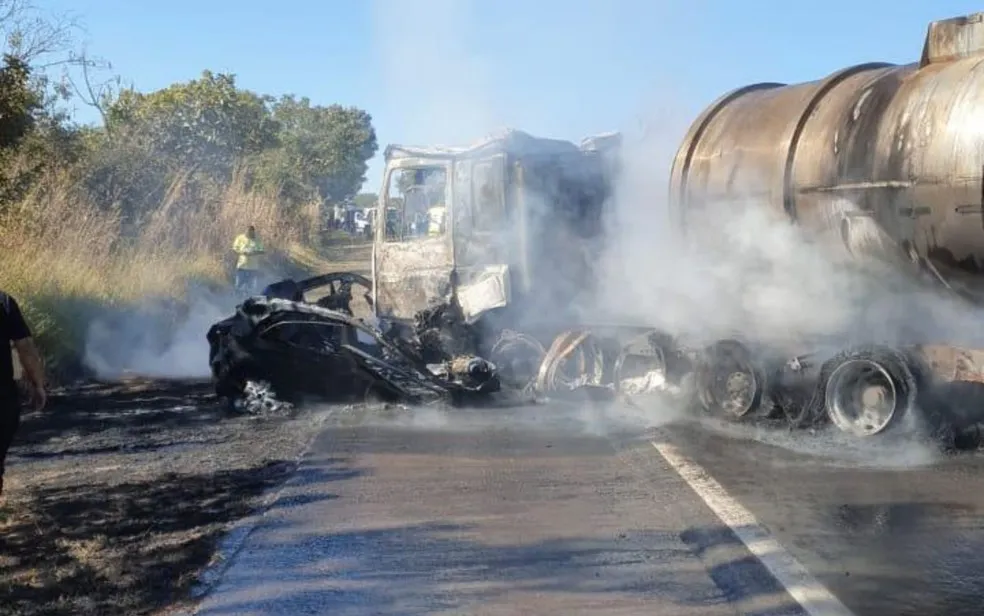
[489,330,545,390]
[613,330,670,395]
[821,345,946,439]
[695,339,772,420]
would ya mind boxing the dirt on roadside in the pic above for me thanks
[0,378,327,616]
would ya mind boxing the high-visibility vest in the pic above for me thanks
[233,234,264,270]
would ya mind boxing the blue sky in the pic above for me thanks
[39,0,984,192]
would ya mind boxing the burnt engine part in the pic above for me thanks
[429,355,501,394]
[413,297,479,362]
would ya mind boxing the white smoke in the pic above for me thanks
[82,286,244,380]
[595,105,984,355]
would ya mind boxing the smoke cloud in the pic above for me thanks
[83,274,279,380]
[83,290,232,380]
[595,107,984,355]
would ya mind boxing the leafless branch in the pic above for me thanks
[0,0,82,66]
[64,47,119,125]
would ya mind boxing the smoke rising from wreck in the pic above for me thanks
[83,273,282,380]
[595,107,984,355]
[83,290,230,380]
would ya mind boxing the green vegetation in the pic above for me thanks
[0,2,379,378]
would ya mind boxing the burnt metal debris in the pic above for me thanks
[207,272,501,412]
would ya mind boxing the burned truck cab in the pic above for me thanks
[372,129,620,346]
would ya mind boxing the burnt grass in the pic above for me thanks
[0,378,325,616]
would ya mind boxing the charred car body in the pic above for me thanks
[206,272,500,411]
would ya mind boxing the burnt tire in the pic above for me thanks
[695,339,773,420]
[489,330,546,391]
[820,345,952,443]
[612,330,676,395]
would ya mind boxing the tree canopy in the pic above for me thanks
[0,3,380,225]
[353,192,378,209]
[106,71,280,175]
[255,94,377,206]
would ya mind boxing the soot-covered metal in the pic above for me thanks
[206,272,500,411]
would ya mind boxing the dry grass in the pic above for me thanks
[0,165,322,376]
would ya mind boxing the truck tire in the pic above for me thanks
[612,330,671,395]
[695,339,774,420]
[821,345,952,442]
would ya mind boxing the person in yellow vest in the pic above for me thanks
[232,225,265,293]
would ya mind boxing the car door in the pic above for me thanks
[254,314,352,396]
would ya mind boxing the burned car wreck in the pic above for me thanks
[206,272,502,412]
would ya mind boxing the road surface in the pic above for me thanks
[191,401,984,616]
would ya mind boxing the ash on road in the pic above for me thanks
[0,379,327,616]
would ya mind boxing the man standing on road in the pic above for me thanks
[1,290,46,499]
[232,225,265,294]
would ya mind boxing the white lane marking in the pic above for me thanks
[652,441,857,616]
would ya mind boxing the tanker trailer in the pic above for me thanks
[666,12,984,444]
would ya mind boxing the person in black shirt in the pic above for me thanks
[1,290,46,499]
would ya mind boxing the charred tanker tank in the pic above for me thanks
[667,12,984,444]
[670,12,984,292]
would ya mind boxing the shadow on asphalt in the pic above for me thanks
[197,519,818,616]
[199,512,984,616]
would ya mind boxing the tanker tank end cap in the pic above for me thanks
[920,12,984,67]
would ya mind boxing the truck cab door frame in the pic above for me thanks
[453,152,513,323]
[371,157,455,322]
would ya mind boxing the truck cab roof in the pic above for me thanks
[383,128,621,163]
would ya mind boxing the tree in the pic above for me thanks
[265,95,377,206]
[105,70,280,177]
[0,53,38,148]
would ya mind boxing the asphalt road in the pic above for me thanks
[191,401,984,616]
